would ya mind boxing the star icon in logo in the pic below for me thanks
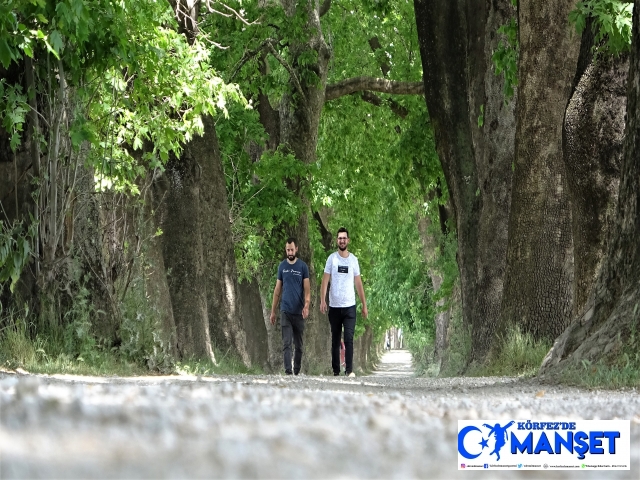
[479,437,489,449]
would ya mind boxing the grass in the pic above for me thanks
[406,334,436,376]
[0,322,268,377]
[0,327,150,376]
[439,303,471,377]
[559,360,640,389]
[176,347,265,376]
[469,326,551,378]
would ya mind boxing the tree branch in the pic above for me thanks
[325,77,424,101]
[319,0,332,17]
[368,36,390,77]
[265,42,307,103]
[228,38,274,81]
[229,39,307,104]
[360,91,408,118]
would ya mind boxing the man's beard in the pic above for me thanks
[287,255,296,260]
[338,245,347,251]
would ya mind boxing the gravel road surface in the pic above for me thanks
[1,350,638,479]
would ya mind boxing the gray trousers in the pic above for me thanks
[281,311,305,374]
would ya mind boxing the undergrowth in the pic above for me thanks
[469,326,551,378]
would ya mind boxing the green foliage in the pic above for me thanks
[492,17,519,103]
[0,303,36,367]
[0,80,28,152]
[405,332,436,376]
[569,0,633,55]
[0,219,35,293]
[1,0,243,194]
[436,298,471,377]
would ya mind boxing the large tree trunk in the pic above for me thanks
[414,0,479,365]
[414,0,516,365]
[237,279,270,370]
[563,51,628,318]
[497,0,581,345]
[198,118,251,366]
[469,1,516,363]
[541,0,640,374]
[254,0,333,373]
[155,153,214,361]
[160,0,251,364]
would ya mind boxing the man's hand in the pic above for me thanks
[320,299,328,314]
[361,305,368,319]
[270,311,277,325]
[302,304,309,319]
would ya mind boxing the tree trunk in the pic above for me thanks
[238,279,270,370]
[253,0,333,373]
[541,0,640,374]
[563,52,628,318]
[414,0,516,365]
[497,0,580,345]
[198,118,251,366]
[260,286,283,372]
[414,0,479,365]
[469,0,516,363]
[155,151,214,362]
[142,192,178,358]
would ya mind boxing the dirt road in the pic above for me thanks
[1,350,638,478]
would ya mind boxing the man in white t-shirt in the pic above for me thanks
[320,227,368,377]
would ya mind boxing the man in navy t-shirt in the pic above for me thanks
[270,237,310,375]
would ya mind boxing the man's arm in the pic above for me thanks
[302,278,310,318]
[270,280,282,325]
[320,273,331,314]
[354,275,368,318]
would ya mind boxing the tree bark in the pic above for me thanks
[155,152,215,361]
[414,0,479,366]
[540,0,640,374]
[563,52,628,318]
[497,0,581,345]
[325,77,423,100]
[197,117,251,366]
[414,0,516,365]
[237,279,270,370]
[467,0,516,363]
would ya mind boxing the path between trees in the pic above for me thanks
[370,349,414,377]
[0,360,638,479]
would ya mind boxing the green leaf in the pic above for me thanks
[48,30,64,56]
[0,39,14,69]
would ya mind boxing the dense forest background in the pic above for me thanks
[0,0,639,386]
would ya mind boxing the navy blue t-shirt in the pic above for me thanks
[277,258,309,314]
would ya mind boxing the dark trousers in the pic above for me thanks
[281,311,305,374]
[328,305,356,375]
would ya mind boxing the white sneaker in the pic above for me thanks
[348,372,356,378]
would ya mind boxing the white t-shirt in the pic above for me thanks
[324,251,361,307]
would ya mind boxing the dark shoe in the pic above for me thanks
[285,371,293,375]
[333,372,340,376]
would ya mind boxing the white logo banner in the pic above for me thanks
[457,420,630,470]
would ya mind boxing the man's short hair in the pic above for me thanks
[286,237,298,247]
[337,227,349,238]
